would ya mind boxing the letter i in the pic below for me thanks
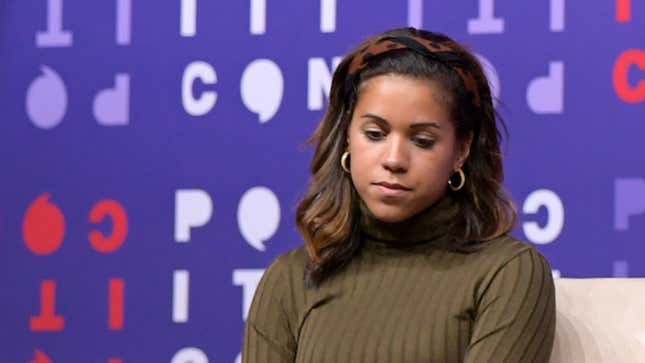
[616,0,631,22]
[109,278,124,330]
[173,270,190,323]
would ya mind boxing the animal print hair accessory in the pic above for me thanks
[344,33,481,108]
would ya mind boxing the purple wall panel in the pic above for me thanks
[1,0,644,361]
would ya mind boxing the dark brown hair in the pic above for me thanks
[296,27,517,287]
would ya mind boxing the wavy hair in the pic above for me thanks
[296,27,518,287]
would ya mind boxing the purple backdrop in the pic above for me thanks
[1,0,644,362]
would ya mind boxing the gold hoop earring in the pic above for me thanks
[340,151,350,173]
[448,167,465,191]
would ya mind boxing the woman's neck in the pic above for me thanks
[358,192,459,248]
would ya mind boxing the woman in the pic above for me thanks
[243,27,556,362]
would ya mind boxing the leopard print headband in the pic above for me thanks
[344,34,481,108]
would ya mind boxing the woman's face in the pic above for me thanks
[347,74,471,223]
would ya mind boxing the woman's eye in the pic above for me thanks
[414,137,435,149]
[364,129,384,140]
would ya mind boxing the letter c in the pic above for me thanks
[89,199,128,253]
[182,61,217,116]
[522,189,564,245]
[613,49,645,103]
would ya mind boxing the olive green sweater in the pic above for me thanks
[243,195,556,362]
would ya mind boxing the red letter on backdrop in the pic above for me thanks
[613,49,645,103]
[30,280,64,331]
[616,0,631,22]
[109,278,125,330]
[89,200,128,253]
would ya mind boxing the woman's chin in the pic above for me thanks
[365,203,414,224]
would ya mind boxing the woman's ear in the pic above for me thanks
[455,132,473,168]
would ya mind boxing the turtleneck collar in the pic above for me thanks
[358,192,459,247]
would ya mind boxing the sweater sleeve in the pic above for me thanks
[242,253,297,363]
[464,247,556,362]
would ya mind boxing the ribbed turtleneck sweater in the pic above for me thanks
[242,194,556,363]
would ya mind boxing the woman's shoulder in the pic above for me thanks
[249,246,308,322]
[472,234,546,262]
[246,246,308,351]
[257,245,308,296]
[469,234,553,285]
[458,234,553,279]
[266,245,307,276]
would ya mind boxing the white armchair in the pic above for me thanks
[551,278,645,362]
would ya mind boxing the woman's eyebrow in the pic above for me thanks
[360,113,441,129]
[360,113,389,124]
[410,122,441,129]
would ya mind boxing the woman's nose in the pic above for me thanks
[382,136,409,173]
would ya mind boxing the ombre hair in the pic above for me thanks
[296,27,517,287]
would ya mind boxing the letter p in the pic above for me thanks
[174,189,213,242]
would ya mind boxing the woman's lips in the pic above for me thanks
[376,182,411,190]
[373,182,412,198]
